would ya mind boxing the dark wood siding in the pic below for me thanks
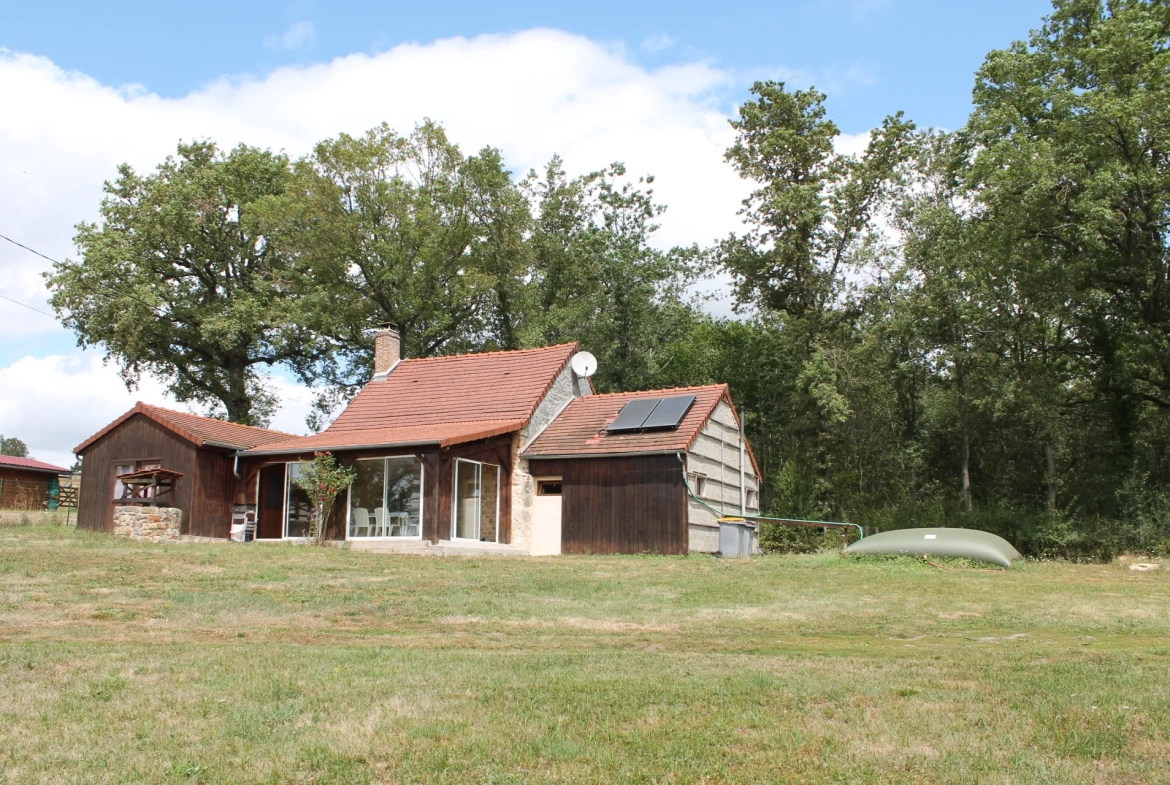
[76,415,199,533]
[530,454,688,555]
[0,467,61,509]
[433,435,514,544]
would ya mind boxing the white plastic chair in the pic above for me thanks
[388,511,410,537]
[373,507,387,537]
[352,507,370,538]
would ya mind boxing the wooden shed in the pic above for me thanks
[73,403,293,537]
[0,455,69,510]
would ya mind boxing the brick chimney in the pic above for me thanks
[374,322,401,377]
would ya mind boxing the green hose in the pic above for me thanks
[678,455,863,541]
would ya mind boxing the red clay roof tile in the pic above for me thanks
[328,343,578,431]
[0,455,69,474]
[74,403,294,454]
[521,385,760,475]
[242,343,578,455]
[247,420,526,455]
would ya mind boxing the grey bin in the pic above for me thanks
[718,519,758,558]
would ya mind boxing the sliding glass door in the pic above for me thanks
[453,459,500,542]
[347,457,423,539]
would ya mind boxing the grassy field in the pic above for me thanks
[1,526,1168,784]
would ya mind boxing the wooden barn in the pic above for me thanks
[0,455,69,510]
[74,327,761,554]
[73,404,293,537]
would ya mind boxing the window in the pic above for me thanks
[453,459,500,542]
[285,462,313,538]
[348,457,423,539]
[536,480,562,496]
[113,464,134,500]
[113,460,162,500]
[746,489,759,509]
[689,473,708,497]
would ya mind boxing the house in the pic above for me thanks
[0,455,70,510]
[75,326,760,554]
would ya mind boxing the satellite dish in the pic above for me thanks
[570,351,598,378]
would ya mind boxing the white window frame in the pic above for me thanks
[451,458,501,544]
[344,456,425,541]
[284,461,311,540]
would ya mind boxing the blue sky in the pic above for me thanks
[1,0,1057,464]
[5,0,1051,134]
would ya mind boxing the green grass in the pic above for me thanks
[1,526,1168,784]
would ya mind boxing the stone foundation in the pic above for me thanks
[113,506,182,543]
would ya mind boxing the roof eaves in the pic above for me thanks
[524,449,686,460]
[246,438,443,457]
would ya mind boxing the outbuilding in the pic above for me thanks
[73,404,293,537]
[0,455,70,510]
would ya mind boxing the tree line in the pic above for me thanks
[48,0,1170,557]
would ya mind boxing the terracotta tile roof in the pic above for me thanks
[75,403,295,454]
[246,420,526,455]
[0,455,69,474]
[246,343,579,455]
[522,384,761,475]
[328,343,578,431]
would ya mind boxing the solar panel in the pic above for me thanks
[640,395,696,430]
[606,398,662,432]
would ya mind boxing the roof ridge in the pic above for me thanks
[396,343,577,364]
[138,402,296,436]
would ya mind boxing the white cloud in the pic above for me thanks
[0,29,761,460]
[0,353,321,467]
[0,30,887,462]
[640,33,676,53]
[264,21,316,51]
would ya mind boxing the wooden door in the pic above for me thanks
[256,464,285,539]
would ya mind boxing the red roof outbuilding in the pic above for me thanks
[0,454,69,474]
[75,403,295,454]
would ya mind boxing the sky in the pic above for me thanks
[0,0,1054,468]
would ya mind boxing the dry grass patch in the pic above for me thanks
[1,526,1169,783]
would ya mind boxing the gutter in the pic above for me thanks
[524,449,685,461]
[245,438,442,457]
[675,453,864,542]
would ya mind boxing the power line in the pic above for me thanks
[0,229,162,315]
[0,232,60,266]
[0,293,55,318]
[0,233,62,318]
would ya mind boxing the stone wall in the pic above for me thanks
[113,506,182,543]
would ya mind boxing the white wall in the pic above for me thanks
[686,399,759,552]
[511,363,592,552]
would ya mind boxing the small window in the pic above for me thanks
[746,489,759,509]
[113,464,134,499]
[537,480,562,496]
[689,473,708,497]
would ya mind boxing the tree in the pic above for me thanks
[714,81,916,517]
[963,0,1170,511]
[281,122,530,400]
[0,436,29,457]
[46,141,323,426]
[290,451,356,545]
[520,159,698,392]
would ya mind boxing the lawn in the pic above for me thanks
[1,526,1168,784]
